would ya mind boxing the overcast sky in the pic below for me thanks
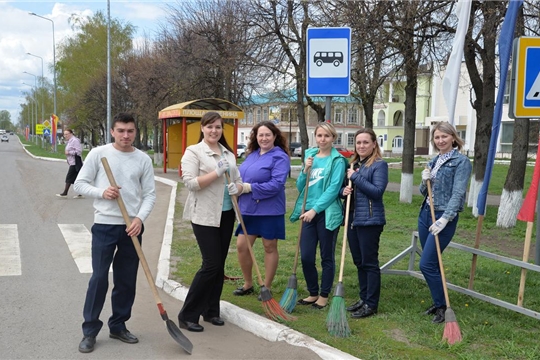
[0,1,175,125]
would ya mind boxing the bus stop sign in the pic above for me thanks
[306,27,351,97]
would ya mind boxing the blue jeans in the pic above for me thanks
[347,223,383,310]
[300,211,338,298]
[82,224,142,336]
[417,204,458,308]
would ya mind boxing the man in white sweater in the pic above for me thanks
[74,113,156,354]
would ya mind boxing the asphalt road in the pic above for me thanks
[0,138,323,360]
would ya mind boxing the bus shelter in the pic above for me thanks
[158,98,244,174]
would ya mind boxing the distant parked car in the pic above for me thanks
[289,142,301,155]
[293,146,302,157]
[334,146,354,158]
[1,134,8,142]
[236,144,247,158]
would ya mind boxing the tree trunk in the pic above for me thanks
[400,71,417,204]
[497,118,530,228]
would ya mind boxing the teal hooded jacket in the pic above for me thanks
[290,147,347,231]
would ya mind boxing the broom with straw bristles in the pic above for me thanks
[279,170,311,313]
[326,163,354,338]
[226,173,296,322]
[426,177,462,344]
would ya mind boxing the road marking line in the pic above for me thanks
[58,224,110,274]
[0,224,21,276]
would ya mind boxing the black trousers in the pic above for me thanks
[179,210,235,323]
[82,224,142,336]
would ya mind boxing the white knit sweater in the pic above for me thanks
[74,144,156,225]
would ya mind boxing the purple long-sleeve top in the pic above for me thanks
[65,136,82,165]
[237,146,290,216]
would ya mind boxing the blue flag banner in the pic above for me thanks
[476,0,524,216]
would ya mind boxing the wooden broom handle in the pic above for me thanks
[338,163,355,282]
[225,172,265,286]
[426,176,452,307]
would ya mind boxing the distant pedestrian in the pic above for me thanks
[290,122,346,310]
[233,121,290,299]
[178,111,243,332]
[341,128,388,319]
[418,122,471,324]
[56,129,84,198]
[74,113,156,353]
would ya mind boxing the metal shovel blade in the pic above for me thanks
[166,319,193,354]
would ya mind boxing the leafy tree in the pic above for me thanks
[0,110,12,130]
[56,11,134,145]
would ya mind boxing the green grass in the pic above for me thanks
[18,135,90,159]
[170,179,540,360]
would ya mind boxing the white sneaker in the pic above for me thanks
[73,195,85,199]
[56,194,67,198]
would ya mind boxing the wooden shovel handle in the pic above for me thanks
[101,157,165,311]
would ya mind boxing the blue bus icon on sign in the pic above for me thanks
[314,51,343,67]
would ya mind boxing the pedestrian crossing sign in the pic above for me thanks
[510,36,540,118]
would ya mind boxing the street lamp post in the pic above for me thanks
[29,12,57,151]
[23,72,39,145]
[26,53,45,131]
[21,84,36,142]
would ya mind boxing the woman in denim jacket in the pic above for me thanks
[341,128,388,319]
[418,122,471,324]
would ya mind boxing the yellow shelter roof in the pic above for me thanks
[158,98,244,120]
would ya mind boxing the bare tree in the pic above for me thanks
[464,1,507,214]
[497,1,540,227]
[385,1,453,203]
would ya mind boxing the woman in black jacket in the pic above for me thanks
[341,128,388,318]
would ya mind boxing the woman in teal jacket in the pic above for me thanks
[290,122,346,309]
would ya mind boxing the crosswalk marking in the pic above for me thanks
[58,224,94,273]
[0,224,21,276]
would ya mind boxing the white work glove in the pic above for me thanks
[422,169,431,182]
[227,182,239,196]
[215,158,230,177]
[242,183,252,194]
[429,218,449,236]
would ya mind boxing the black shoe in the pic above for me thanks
[346,299,364,312]
[178,318,204,332]
[432,306,446,324]
[423,304,437,315]
[109,329,139,344]
[203,316,225,326]
[233,286,254,296]
[297,298,318,305]
[78,336,96,353]
[351,303,377,319]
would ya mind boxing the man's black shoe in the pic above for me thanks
[109,329,139,344]
[178,318,204,332]
[423,304,437,315]
[78,336,96,353]
[432,306,446,324]
[203,316,225,326]
[346,299,364,312]
[351,303,377,319]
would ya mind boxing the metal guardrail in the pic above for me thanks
[381,231,540,319]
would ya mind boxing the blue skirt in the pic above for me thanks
[234,215,285,240]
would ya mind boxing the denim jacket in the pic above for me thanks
[419,150,472,221]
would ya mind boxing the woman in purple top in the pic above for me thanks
[233,121,291,298]
[56,128,84,198]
